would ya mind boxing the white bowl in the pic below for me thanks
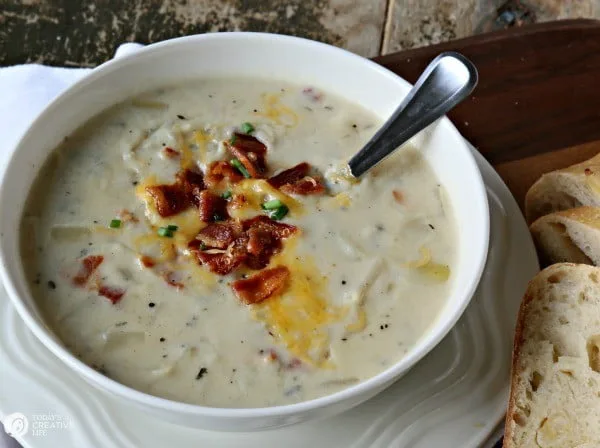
[0,33,489,432]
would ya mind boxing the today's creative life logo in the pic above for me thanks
[2,412,29,437]
[3,411,72,438]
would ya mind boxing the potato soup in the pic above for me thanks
[21,78,456,408]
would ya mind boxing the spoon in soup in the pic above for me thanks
[348,52,478,178]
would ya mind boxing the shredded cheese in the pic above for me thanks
[251,238,346,367]
[193,130,209,165]
[255,93,299,127]
[230,179,303,220]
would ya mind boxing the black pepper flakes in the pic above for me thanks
[47,280,56,289]
[341,338,347,342]
[195,367,208,380]
[159,337,166,342]
[428,224,435,230]
[148,302,156,308]
[177,114,186,120]
[341,280,347,285]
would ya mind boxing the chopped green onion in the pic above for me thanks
[199,242,207,251]
[230,158,251,178]
[262,199,284,210]
[241,122,255,134]
[109,219,122,229]
[221,190,232,200]
[157,227,174,238]
[269,205,289,221]
[166,224,178,231]
[213,213,224,222]
[229,134,237,145]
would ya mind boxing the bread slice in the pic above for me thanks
[530,206,600,266]
[525,152,600,224]
[504,263,600,447]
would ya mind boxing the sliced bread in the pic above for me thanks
[530,206,600,266]
[525,152,600,224]
[504,263,600,447]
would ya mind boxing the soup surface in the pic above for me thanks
[21,78,456,408]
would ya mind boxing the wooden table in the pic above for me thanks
[375,19,600,212]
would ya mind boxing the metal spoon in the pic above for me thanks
[348,52,478,178]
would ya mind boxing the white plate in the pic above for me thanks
[0,144,538,448]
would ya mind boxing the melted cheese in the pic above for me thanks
[193,130,209,165]
[175,131,195,170]
[230,179,303,220]
[251,238,347,367]
[255,93,299,127]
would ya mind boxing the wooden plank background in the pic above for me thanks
[375,19,600,210]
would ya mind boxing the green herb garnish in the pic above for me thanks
[199,242,207,251]
[229,134,237,145]
[269,205,289,221]
[221,190,232,200]
[166,224,178,231]
[241,122,255,134]
[213,213,223,222]
[262,199,284,210]
[230,158,251,178]
[109,219,122,229]
[157,227,174,237]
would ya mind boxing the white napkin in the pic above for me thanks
[0,43,144,174]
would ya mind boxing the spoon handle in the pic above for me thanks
[348,51,478,178]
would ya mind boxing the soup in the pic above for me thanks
[21,79,456,408]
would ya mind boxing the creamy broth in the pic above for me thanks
[21,79,456,408]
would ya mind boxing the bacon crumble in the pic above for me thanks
[146,169,205,217]
[205,161,243,188]
[163,147,180,158]
[268,162,325,195]
[189,216,296,275]
[73,255,104,286]
[98,285,126,304]
[231,266,290,304]
[197,190,229,223]
[227,133,267,178]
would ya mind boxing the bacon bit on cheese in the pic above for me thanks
[195,221,241,249]
[205,161,243,188]
[73,255,104,286]
[392,190,404,204]
[227,133,267,178]
[231,266,290,304]
[268,162,325,195]
[98,285,125,304]
[242,215,297,239]
[146,169,205,217]
[176,169,205,205]
[188,216,296,274]
[197,190,229,223]
[163,147,180,158]
[190,235,248,275]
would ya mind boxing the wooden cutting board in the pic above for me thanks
[374,19,600,211]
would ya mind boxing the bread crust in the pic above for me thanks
[503,263,600,447]
[525,152,600,224]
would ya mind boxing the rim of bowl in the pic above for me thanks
[0,32,490,419]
